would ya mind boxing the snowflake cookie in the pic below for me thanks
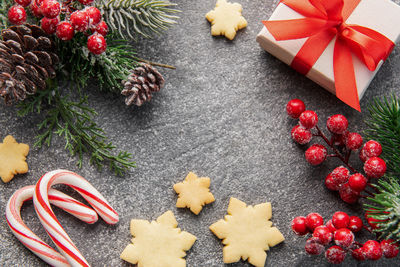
[173,172,215,215]
[210,197,284,267]
[120,210,197,267]
[0,135,29,183]
[206,0,247,40]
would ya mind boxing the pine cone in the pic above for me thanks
[121,63,165,106]
[0,24,59,105]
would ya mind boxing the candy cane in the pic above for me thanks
[33,170,119,267]
[5,185,98,267]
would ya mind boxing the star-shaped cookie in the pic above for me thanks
[206,0,247,40]
[173,172,215,215]
[0,135,29,183]
[120,210,197,267]
[210,197,284,267]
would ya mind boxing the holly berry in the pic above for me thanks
[365,211,387,230]
[339,183,360,204]
[352,247,366,261]
[363,240,382,260]
[334,228,354,248]
[332,211,350,229]
[85,6,101,26]
[87,33,107,54]
[15,0,32,7]
[327,114,348,134]
[312,226,333,245]
[286,99,305,119]
[56,21,74,41]
[29,0,42,17]
[41,16,59,34]
[94,20,108,36]
[359,147,368,162]
[78,0,94,5]
[8,5,27,25]
[291,216,309,236]
[305,144,327,166]
[331,131,348,146]
[305,213,324,231]
[331,166,350,186]
[325,173,339,191]
[348,216,363,233]
[291,125,312,145]
[380,239,399,258]
[326,219,337,233]
[325,246,346,264]
[348,173,367,192]
[70,10,89,32]
[40,0,60,19]
[363,140,382,158]
[364,157,386,178]
[345,132,363,150]
[299,110,318,129]
[305,237,325,255]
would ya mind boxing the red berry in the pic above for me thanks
[345,132,363,150]
[70,10,89,32]
[312,226,333,245]
[305,144,327,166]
[364,157,386,178]
[305,213,324,231]
[40,0,60,19]
[331,166,350,186]
[87,33,107,55]
[348,173,367,192]
[85,6,101,26]
[29,0,42,17]
[363,240,382,260]
[291,216,309,235]
[331,132,348,146]
[327,114,348,134]
[8,5,27,25]
[15,0,32,7]
[286,99,305,119]
[380,239,399,258]
[78,0,94,5]
[40,16,59,34]
[339,183,360,204]
[325,173,340,191]
[56,21,74,41]
[348,216,363,233]
[325,246,346,264]
[305,237,325,255]
[352,247,366,261]
[365,211,387,230]
[363,140,382,158]
[299,110,318,129]
[326,219,337,233]
[291,125,312,145]
[359,147,368,162]
[334,228,354,248]
[94,20,108,36]
[332,211,350,229]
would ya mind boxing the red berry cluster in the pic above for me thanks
[8,0,108,54]
[287,99,387,204]
[292,212,399,264]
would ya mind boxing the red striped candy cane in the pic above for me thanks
[33,169,119,267]
[5,185,98,267]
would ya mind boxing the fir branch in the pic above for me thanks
[96,0,180,39]
[0,0,12,30]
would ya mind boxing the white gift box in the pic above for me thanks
[256,0,400,101]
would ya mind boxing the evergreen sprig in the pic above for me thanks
[0,0,11,29]
[96,0,180,39]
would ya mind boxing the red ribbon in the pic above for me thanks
[262,0,394,111]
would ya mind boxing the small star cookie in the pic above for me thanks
[0,135,29,183]
[210,197,284,267]
[173,172,215,215]
[206,0,247,40]
[120,210,197,267]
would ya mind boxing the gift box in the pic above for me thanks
[256,0,400,111]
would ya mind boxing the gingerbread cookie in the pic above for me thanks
[0,135,29,183]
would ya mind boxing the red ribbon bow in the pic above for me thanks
[263,0,394,111]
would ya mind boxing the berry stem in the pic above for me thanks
[327,154,339,158]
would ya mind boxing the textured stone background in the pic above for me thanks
[1,0,400,266]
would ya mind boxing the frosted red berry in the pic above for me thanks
[364,157,386,178]
[305,144,327,166]
[327,114,348,134]
[345,132,363,150]
[348,216,363,233]
[325,246,346,264]
[94,21,108,36]
[70,10,89,32]
[15,0,32,7]
[56,21,74,41]
[363,240,382,260]
[40,0,60,19]
[87,33,107,54]
[292,216,309,236]
[363,140,382,158]
[339,183,360,204]
[365,211,387,230]
[306,213,324,231]
[305,238,325,255]
[85,6,101,26]
[299,110,318,129]
[332,132,348,146]
[78,0,94,5]
[334,228,354,248]
[326,219,337,233]
[8,5,27,25]
[352,247,366,261]
[348,173,367,192]
[291,125,312,145]
[41,16,59,34]
[332,211,350,229]
[380,239,399,258]
[29,1,42,17]
[313,226,333,245]
[359,148,368,162]
[286,99,305,119]
[331,166,350,186]
[325,173,340,191]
